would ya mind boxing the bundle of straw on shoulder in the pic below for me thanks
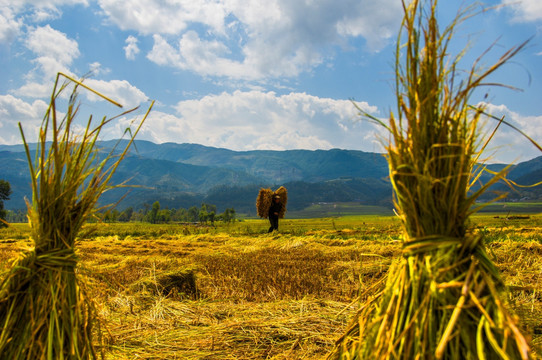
[0,73,152,359]
[256,188,273,218]
[274,186,288,218]
[330,1,532,359]
[256,187,288,218]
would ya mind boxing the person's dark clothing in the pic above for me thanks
[268,201,282,233]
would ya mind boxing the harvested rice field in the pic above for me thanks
[1,215,542,359]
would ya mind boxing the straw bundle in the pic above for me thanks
[256,188,273,218]
[0,73,152,359]
[275,186,288,218]
[330,1,532,359]
[256,187,288,218]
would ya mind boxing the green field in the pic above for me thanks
[285,202,394,218]
[251,201,542,219]
[1,215,542,358]
[476,202,542,214]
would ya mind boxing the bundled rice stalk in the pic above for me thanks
[330,1,532,359]
[0,73,153,359]
[256,186,288,218]
[275,186,288,218]
[256,188,273,218]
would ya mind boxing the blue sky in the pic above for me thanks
[1,0,541,163]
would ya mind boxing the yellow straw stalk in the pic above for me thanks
[0,73,153,359]
[330,1,532,359]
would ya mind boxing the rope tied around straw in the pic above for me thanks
[402,233,484,257]
[402,235,462,256]
[35,248,78,268]
[397,233,530,360]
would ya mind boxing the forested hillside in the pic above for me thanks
[1,141,541,214]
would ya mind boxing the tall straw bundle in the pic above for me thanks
[274,186,288,218]
[256,186,288,218]
[0,73,153,359]
[256,188,273,218]
[330,1,531,359]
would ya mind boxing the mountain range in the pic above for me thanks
[1,140,541,215]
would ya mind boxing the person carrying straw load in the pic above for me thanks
[268,194,282,232]
[256,186,287,233]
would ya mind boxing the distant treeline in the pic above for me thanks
[100,178,394,216]
[5,202,236,224]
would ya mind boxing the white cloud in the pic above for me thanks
[88,61,110,76]
[146,34,181,66]
[0,6,22,44]
[109,0,403,80]
[25,24,79,65]
[29,6,62,22]
[0,81,148,145]
[127,91,384,152]
[480,103,542,163]
[0,94,48,144]
[83,78,148,108]
[12,82,52,99]
[12,25,79,98]
[0,0,89,28]
[124,35,140,60]
[148,31,248,78]
[98,0,227,35]
[501,0,542,23]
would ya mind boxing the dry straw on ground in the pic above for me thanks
[256,186,288,218]
[330,0,533,359]
[0,73,152,359]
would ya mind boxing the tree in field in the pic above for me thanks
[146,201,160,224]
[118,207,134,222]
[158,208,171,223]
[103,209,119,223]
[188,206,199,222]
[222,208,236,223]
[208,210,216,224]
[0,180,12,227]
[199,204,208,223]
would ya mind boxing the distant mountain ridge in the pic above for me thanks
[1,140,541,214]
[0,140,389,184]
[95,139,391,183]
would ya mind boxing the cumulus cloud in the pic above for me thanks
[126,91,384,152]
[83,78,148,108]
[0,85,148,145]
[25,24,79,65]
[0,94,48,144]
[1,0,88,28]
[11,25,79,98]
[501,0,542,22]
[29,6,63,22]
[0,6,22,44]
[98,0,227,35]
[107,0,403,80]
[480,103,542,163]
[148,32,248,78]
[124,35,140,60]
[88,61,111,76]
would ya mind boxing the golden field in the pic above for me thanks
[1,215,541,359]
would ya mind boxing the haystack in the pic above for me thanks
[330,1,532,359]
[0,73,152,359]
[256,186,288,218]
